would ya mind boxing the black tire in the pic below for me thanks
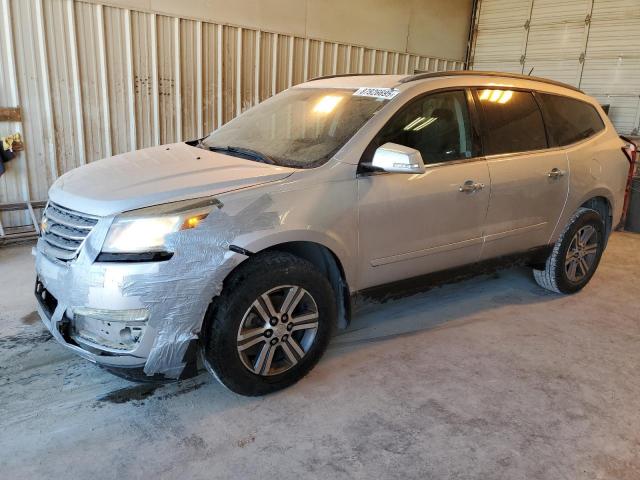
[202,251,336,396]
[533,207,606,294]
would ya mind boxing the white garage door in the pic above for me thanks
[470,0,640,135]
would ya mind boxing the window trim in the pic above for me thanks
[357,87,484,174]
[531,90,553,149]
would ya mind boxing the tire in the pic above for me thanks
[533,207,606,294]
[202,251,336,396]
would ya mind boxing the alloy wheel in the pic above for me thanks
[236,285,319,376]
[564,225,599,283]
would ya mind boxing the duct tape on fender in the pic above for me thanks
[120,194,280,378]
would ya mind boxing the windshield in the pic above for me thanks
[202,88,389,168]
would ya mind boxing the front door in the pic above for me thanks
[356,90,490,290]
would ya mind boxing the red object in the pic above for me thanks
[620,136,638,229]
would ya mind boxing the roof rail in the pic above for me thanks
[399,70,583,93]
[308,73,387,82]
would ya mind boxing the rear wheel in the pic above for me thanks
[533,208,605,294]
[202,251,336,396]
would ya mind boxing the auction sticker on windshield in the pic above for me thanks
[353,87,400,99]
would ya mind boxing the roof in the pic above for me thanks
[399,70,583,93]
[296,71,583,94]
[295,74,405,89]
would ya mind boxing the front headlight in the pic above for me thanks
[102,197,221,253]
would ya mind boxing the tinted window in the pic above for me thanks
[476,89,547,155]
[373,90,475,164]
[537,93,605,146]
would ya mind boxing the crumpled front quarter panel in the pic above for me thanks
[120,194,282,378]
[224,162,360,290]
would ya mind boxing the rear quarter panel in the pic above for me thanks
[551,121,628,243]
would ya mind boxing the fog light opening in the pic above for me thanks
[120,327,132,343]
[71,307,150,351]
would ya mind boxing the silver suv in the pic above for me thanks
[35,71,631,395]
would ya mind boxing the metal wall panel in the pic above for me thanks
[9,0,57,224]
[75,2,108,164]
[580,0,640,130]
[471,0,533,73]
[201,22,220,134]
[156,15,176,145]
[179,19,200,141]
[477,0,533,28]
[131,10,156,150]
[43,0,83,174]
[0,0,29,226]
[104,6,136,156]
[522,0,591,85]
[0,0,464,228]
[471,0,640,136]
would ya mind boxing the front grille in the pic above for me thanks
[41,202,99,261]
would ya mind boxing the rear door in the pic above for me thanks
[475,88,570,260]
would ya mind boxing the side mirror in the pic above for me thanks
[371,142,425,174]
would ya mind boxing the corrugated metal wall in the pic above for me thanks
[0,0,465,228]
[469,0,640,136]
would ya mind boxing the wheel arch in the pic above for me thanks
[580,195,613,241]
[220,235,353,329]
[554,187,616,245]
[260,241,351,329]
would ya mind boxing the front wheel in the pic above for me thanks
[533,207,606,294]
[202,251,336,396]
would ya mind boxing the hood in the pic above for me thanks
[49,143,295,216]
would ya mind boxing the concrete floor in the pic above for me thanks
[1,233,639,479]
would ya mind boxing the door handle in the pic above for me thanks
[547,168,566,179]
[459,180,485,193]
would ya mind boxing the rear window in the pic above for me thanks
[476,89,547,155]
[537,93,605,147]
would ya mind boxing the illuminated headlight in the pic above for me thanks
[102,197,221,253]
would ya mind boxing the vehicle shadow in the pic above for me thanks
[183,264,561,404]
[330,265,558,351]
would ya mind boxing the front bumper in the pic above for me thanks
[34,248,161,369]
[35,277,156,368]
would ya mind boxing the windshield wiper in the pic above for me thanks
[207,145,276,165]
